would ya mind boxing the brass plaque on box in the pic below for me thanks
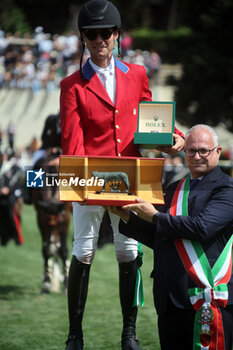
[134,101,176,147]
[59,156,164,206]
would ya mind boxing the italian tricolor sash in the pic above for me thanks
[170,175,233,350]
[133,242,144,307]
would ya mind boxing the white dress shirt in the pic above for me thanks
[89,57,116,104]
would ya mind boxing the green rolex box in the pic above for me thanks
[134,101,176,148]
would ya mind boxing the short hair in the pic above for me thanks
[185,124,220,147]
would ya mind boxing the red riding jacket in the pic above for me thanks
[60,57,184,157]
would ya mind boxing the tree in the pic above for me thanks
[174,0,233,132]
[1,0,178,34]
[0,0,31,34]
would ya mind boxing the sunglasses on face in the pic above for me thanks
[83,28,116,41]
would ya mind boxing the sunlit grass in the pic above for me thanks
[0,205,160,350]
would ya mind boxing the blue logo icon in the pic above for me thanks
[26,168,45,187]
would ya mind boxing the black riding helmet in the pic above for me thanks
[78,0,121,29]
[78,0,121,78]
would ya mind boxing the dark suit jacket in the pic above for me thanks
[119,166,233,315]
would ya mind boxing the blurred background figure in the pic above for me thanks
[121,31,133,56]
[0,151,24,246]
[7,121,16,154]
[162,152,189,189]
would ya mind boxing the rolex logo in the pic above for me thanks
[145,116,165,128]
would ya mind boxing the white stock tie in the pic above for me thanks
[101,70,114,103]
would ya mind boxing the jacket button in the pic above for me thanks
[115,125,120,129]
[117,139,121,143]
[118,153,121,156]
[115,109,119,114]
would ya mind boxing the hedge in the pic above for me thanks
[131,26,193,63]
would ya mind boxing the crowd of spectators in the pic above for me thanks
[0,27,161,93]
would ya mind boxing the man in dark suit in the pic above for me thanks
[108,124,233,350]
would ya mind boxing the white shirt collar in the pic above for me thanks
[190,176,203,180]
[89,56,115,75]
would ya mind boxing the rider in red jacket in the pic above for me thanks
[60,57,184,157]
[60,1,185,350]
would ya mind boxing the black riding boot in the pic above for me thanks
[119,258,142,350]
[65,256,90,350]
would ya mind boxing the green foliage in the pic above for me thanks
[174,0,233,131]
[131,27,192,62]
[7,7,32,34]
[0,205,160,350]
[0,2,31,34]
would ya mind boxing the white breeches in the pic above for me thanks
[72,202,138,264]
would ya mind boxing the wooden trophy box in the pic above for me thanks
[59,156,164,206]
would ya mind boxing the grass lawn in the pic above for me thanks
[0,205,161,350]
